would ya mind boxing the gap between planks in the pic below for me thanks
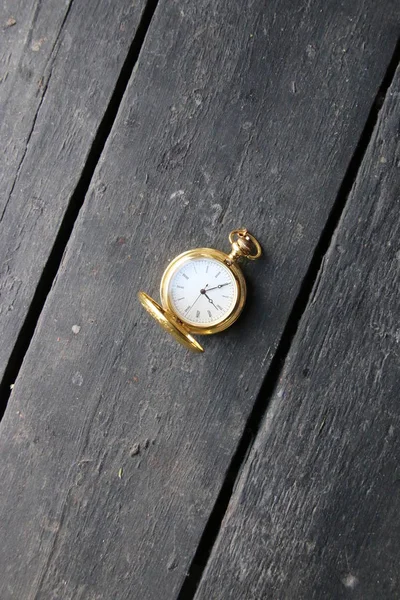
[0,0,161,420]
[177,36,400,600]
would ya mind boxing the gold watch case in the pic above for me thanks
[160,248,246,336]
[138,229,261,353]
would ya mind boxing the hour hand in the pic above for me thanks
[203,292,219,309]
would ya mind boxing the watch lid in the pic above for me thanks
[137,291,204,353]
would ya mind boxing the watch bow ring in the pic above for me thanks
[138,228,262,353]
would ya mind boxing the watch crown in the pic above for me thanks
[227,229,262,264]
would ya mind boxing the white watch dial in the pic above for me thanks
[168,257,238,327]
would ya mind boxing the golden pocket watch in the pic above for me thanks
[138,228,262,353]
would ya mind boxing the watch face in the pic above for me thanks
[168,257,238,327]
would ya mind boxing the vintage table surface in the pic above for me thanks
[0,1,399,599]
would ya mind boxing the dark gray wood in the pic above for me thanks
[0,1,398,598]
[195,66,400,600]
[0,0,148,382]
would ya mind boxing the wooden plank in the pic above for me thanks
[0,1,398,598]
[195,65,400,600]
[0,0,149,383]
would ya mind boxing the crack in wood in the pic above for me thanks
[0,0,75,226]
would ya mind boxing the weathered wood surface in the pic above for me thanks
[0,0,398,598]
[195,67,400,600]
[0,0,148,383]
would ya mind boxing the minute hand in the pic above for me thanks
[205,283,231,292]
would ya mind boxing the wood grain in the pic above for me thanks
[195,65,400,600]
[0,0,398,598]
[0,0,148,382]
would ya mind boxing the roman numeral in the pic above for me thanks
[184,305,191,312]
[207,310,212,318]
[215,271,221,278]
[196,310,200,318]
[206,265,209,273]
[177,297,185,301]
[217,305,222,310]
[182,273,189,280]
[222,295,230,298]
[177,285,184,289]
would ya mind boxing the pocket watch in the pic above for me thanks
[138,228,262,353]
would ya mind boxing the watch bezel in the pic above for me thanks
[160,248,247,335]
